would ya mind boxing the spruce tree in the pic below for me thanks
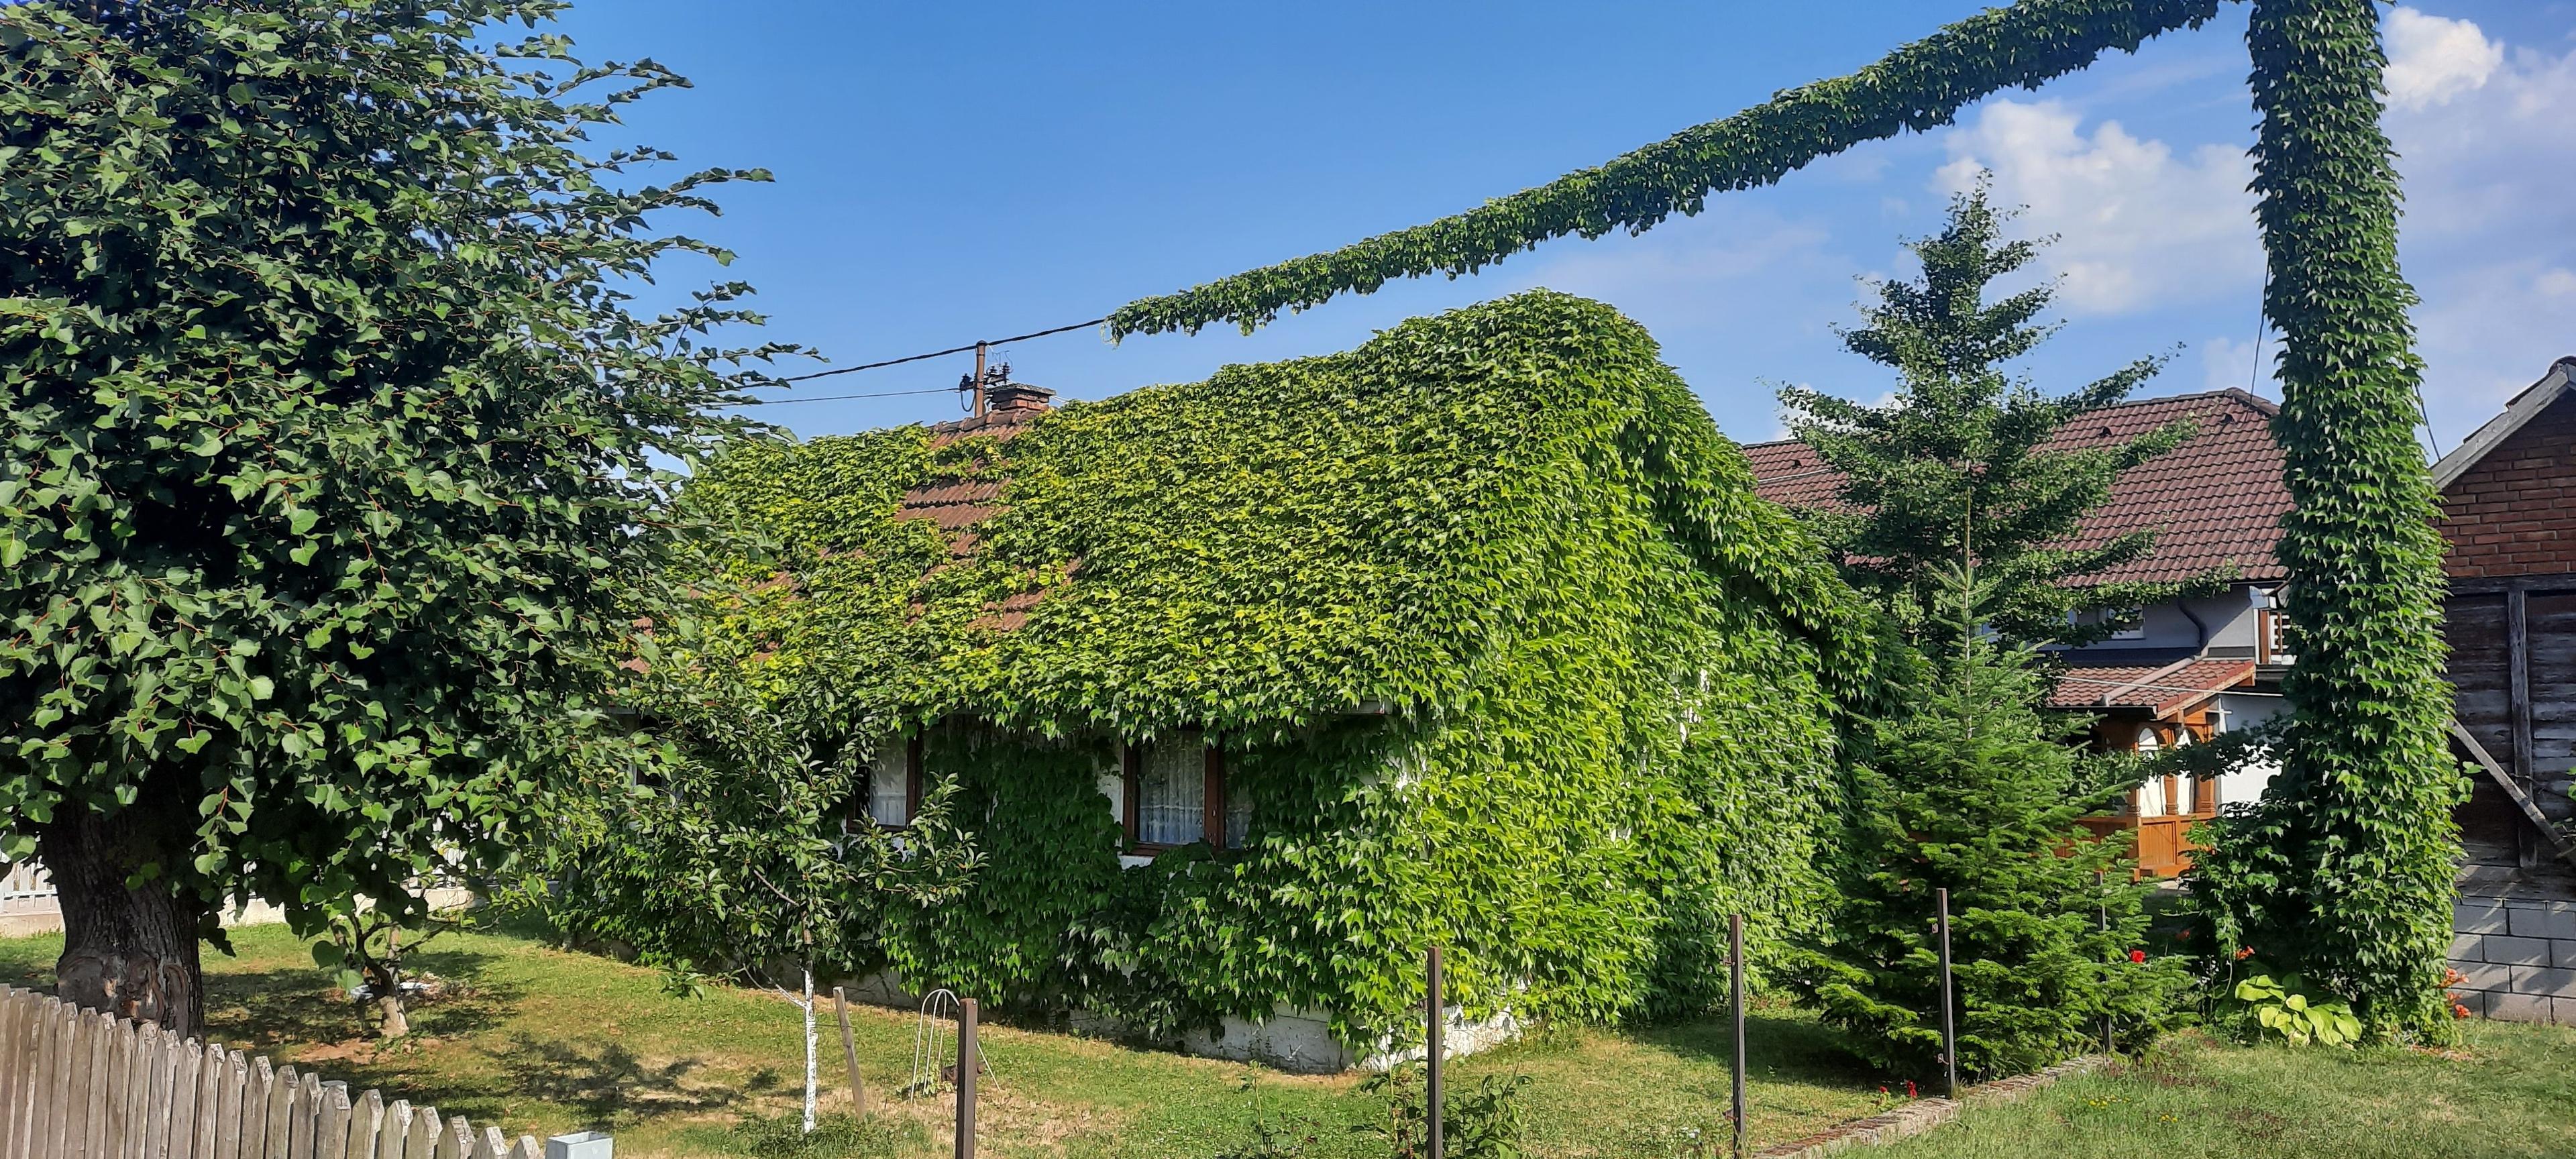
[1778,183,2200,651]
[1792,569,2184,1081]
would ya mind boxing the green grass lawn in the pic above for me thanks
[1876,1023,2576,1159]
[11,923,2570,1159]
[0,922,1889,1158]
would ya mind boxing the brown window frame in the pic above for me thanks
[849,734,926,833]
[1122,735,1232,854]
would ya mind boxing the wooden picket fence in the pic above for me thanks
[0,985,548,1158]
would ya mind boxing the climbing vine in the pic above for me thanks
[2201,0,2461,1038]
[675,292,1871,1044]
[1097,0,2459,1040]
[1106,0,2226,339]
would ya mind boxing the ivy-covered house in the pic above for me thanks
[686,291,1868,1070]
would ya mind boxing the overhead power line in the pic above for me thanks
[727,385,955,408]
[729,317,1110,408]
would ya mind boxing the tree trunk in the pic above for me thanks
[36,785,209,1035]
[801,964,819,1135]
[375,992,411,1039]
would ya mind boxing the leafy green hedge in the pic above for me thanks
[676,292,1871,1042]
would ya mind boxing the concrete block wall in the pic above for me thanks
[2450,895,2576,1022]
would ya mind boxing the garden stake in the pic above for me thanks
[1935,888,1957,1100]
[956,998,978,1159]
[2096,870,2113,1057]
[1428,944,1444,1159]
[1730,913,1746,1159]
[835,987,865,1115]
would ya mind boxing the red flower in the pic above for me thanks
[2453,1003,2473,1019]
[1903,1081,1918,1099]
[2129,950,2147,964]
[2235,947,2255,960]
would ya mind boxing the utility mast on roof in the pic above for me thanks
[958,345,1012,419]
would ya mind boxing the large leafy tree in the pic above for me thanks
[0,1,786,1030]
[1777,184,2194,649]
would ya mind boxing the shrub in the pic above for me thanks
[1356,1065,1534,1159]
[2227,969,2363,1048]
[1792,588,2187,1080]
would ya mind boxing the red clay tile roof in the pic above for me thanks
[2047,658,2257,717]
[1743,388,2290,587]
[892,406,1052,624]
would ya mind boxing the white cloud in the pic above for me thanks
[1935,100,2259,316]
[2200,335,2277,396]
[2379,9,2576,435]
[2384,7,2503,111]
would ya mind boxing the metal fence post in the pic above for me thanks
[1729,913,1746,1159]
[1935,888,1957,1100]
[2096,869,2114,1056]
[1427,945,1444,1159]
[955,998,977,1159]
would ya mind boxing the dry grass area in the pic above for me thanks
[0,922,1888,1158]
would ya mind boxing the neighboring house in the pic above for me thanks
[693,292,1866,1071]
[2434,357,2576,1025]
[1745,388,2296,876]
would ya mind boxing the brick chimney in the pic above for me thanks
[987,381,1055,416]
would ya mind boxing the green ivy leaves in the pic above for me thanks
[1105,0,2227,339]
[682,292,1867,1044]
[2206,0,2463,1039]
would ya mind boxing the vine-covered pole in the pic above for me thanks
[2243,0,2461,1036]
[1106,0,2224,339]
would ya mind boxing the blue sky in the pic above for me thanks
[547,1,2576,450]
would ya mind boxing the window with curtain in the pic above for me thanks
[865,737,912,826]
[1224,776,1252,849]
[2133,726,2168,816]
[1136,734,1205,846]
[2172,730,2197,815]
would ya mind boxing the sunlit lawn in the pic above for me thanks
[0,922,1887,1158]
[15,922,2566,1158]
[1875,1022,2576,1159]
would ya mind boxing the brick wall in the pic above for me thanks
[2443,393,2576,579]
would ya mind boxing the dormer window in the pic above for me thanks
[2076,608,2148,641]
